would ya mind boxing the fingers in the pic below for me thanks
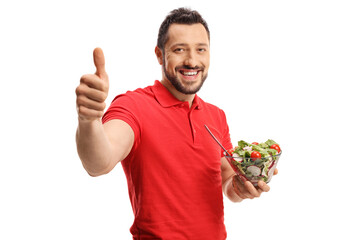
[93,47,107,79]
[77,105,104,120]
[244,181,262,198]
[76,82,107,120]
[80,74,109,93]
[76,48,109,121]
[233,176,257,199]
[257,181,270,192]
[273,168,279,175]
[232,176,253,200]
[76,75,108,103]
[76,93,106,111]
[233,177,271,200]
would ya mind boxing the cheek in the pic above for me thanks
[165,59,179,72]
[202,55,210,66]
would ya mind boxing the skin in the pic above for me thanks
[155,23,209,103]
[75,23,276,201]
[75,48,134,176]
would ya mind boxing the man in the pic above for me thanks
[76,8,275,239]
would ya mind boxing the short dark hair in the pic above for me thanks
[157,8,210,51]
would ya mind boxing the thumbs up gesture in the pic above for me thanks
[76,48,109,121]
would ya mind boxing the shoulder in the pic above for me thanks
[112,85,153,103]
[103,84,155,122]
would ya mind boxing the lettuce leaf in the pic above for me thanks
[237,140,249,149]
[265,139,278,147]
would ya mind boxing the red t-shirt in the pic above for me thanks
[103,81,233,239]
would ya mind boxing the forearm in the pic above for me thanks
[76,118,113,176]
[223,174,243,203]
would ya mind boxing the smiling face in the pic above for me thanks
[156,23,210,96]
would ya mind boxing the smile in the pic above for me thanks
[180,70,199,76]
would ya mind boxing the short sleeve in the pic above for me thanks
[102,93,141,151]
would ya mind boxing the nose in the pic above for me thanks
[184,50,197,67]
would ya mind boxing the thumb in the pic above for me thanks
[93,47,107,79]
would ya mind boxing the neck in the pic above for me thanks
[160,79,195,108]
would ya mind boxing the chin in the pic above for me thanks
[180,79,206,94]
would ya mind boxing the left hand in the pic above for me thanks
[232,168,278,200]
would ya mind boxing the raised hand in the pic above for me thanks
[76,48,109,121]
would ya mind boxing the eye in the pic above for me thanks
[174,48,184,52]
[198,48,207,52]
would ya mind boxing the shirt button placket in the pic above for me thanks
[188,110,196,143]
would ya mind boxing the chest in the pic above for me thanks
[140,103,223,149]
[135,104,224,172]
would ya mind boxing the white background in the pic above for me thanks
[1,0,359,239]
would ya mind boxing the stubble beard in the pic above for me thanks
[163,58,208,95]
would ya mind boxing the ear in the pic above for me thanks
[155,46,163,65]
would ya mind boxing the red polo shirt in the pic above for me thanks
[103,81,232,239]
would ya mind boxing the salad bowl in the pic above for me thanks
[225,151,281,186]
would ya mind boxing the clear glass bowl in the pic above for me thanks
[225,151,282,186]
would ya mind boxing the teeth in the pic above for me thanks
[182,71,198,76]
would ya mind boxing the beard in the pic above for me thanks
[163,59,208,95]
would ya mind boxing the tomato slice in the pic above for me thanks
[270,144,281,153]
[252,142,259,145]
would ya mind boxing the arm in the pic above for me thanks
[76,119,134,177]
[221,157,273,202]
[75,48,134,177]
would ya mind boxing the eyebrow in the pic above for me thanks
[171,43,209,48]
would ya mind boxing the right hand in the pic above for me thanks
[76,48,109,121]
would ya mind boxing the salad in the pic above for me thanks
[226,139,281,184]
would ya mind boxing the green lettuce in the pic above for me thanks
[265,139,278,147]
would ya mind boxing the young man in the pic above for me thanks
[76,8,274,239]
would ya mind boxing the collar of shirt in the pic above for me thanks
[152,80,203,110]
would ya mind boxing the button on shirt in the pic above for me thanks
[103,80,233,240]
